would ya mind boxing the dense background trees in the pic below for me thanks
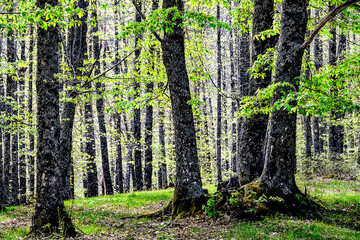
[0,0,360,234]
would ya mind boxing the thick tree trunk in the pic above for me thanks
[237,0,275,184]
[93,2,113,195]
[30,0,76,236]
[216,4,222,184]
[256,0,307,198]
[162,0,205,215]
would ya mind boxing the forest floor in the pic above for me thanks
[1,178,360,239]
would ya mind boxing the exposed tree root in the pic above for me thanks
[205,181,322,220]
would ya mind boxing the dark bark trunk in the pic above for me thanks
[144,0,159,191]
[93,2,113,195]
[114,112,124,194]
[158,90,168,189]
[7,22,19,205]
[144,82,154,190]
[28,25,35,200]
[312,10,324,156]
[113,2,124,194]
[85,102,98,197]
[0,38,6,207]
[216,4,222,184]
[124,114,134,191]
[31,0,76,236]
[238,0,272,184]
[133,0,143,191]
[19,36,27,204]
[328,13,345,172]
[229,14,237,175]
[59,0,89,200]
[257,0,307,198]
[162,0,205,215]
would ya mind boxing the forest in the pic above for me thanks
[0,0,360,239]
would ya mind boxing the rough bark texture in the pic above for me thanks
[59,0,88,200]
[114,112,123,194]
[31,0,76,236]
[258,0,307,198]
[162,0,205,215]
[93,2,113,195]
[216,4,222,184]
[237,0,274,184]
[85,102,98,197]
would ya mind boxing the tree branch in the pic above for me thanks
[300,0,360,51]
[131,0,163,42]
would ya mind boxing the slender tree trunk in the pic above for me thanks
[113,1,124,194]
[7,20,19,205]
[328,13,345,173]
[162,0,206,215]
[30,0,76,235]
[133,0,143,191]
[0,36,6,208]
[28,25,35,200]
[158,90,168,189]
[92,0,113,195]
[256,0,307,198]
[85,101,98,197]
[216,4,222,184]
[237,0,275,184]
[124,113,134,192]
[312,10,324,157]
[19,36,27,204]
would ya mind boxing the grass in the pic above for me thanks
[0,179,359,239]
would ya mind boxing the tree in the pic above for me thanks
[59,0,89,200]
[237,0,275,185]
[216,3,222,184]
[250,0,308,198]
[161,0,206,215]
[92,0,113,195]
[30,0,76,236]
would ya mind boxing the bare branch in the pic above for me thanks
[300,0,360,51]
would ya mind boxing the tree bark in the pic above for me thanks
[28,25,35,201]
[30,0,76,236]
[7,19,19,205]
[19,36,27,204]
[133,0,143,191]
[216,3,222,184]
[238,0,272,184]
[256,0,307,198]
[92,0,113,195]
[161,0,206,215]
[158,89,168,189]
[85,102,98,197]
